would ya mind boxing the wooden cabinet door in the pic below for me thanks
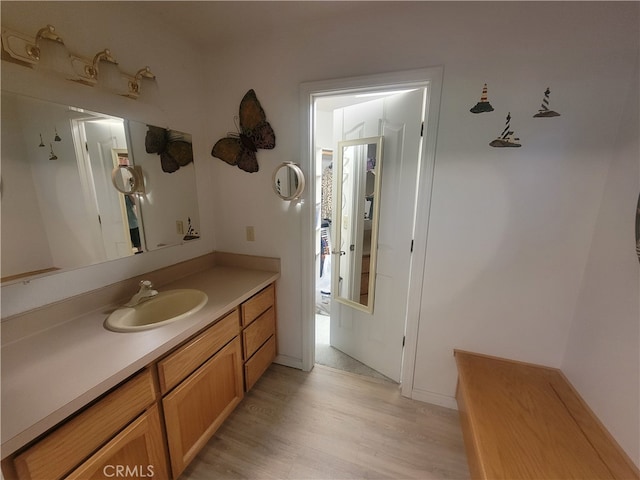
[162,337,244,478]
[12,370,157,480]
[65,404,169,480]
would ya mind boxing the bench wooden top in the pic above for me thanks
[454,350,639,480]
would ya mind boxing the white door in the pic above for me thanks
[330,88,425,382]
[84,121,132,260]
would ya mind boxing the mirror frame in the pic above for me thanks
[333,136,383,314]
[272,162,305,200]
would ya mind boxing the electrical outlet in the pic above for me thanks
[176,220,184,235]
[246,226,255,242]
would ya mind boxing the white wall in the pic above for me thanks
[0,2,214,316]
[0,95,54,277]
[561,65,640,465]
[1,1,637,465]
[201,1,639,462]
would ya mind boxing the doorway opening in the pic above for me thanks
[301,68,443,399]
[313,92,411,382]
[308,85,428,382]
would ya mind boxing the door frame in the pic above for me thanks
[299,66,443,398]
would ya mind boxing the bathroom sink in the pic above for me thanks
[105,289,208,332]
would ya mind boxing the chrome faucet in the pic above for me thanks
[125,280,159,307]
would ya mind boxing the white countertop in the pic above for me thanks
[1,265,279,458]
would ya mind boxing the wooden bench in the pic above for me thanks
[454,350,639,479]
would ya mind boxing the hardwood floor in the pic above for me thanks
[180,364,470,479]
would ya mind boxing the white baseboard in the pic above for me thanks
[410,387,458,410]
[274,354,303,370]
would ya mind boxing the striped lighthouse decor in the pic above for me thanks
[501,112,512,137]
[480,84,488,102]
[490,112,522,148]
[470,83,494,113]
[533,87,560,117]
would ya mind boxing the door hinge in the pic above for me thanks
[410,239,414,252]
[420,122,424,137]
[85,142,89,152]
[98,215,102,225]
[402,336,406,347]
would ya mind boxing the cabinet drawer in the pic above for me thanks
[13,369,156,480]
[158,309,240,394]
[242,307,275,360]
[65,404,169,480]
[163,337,244,478]
[244,335,276,391]
[241,284,275,327]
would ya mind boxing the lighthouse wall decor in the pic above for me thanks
[470,83,562,148]
[470,83,494,113]
[533,87,561,117]
[490,112,521,148]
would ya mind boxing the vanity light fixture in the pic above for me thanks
[28,25,77,79]
[70,49,120,87]
[126,66,156,98]
[25,25,64,61]
[2,25,157,99]
[84,49,117,80]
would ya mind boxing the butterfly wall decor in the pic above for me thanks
[211,89,276,173]
[145,125,194,173]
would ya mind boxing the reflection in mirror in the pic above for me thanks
[273,162,305,200]
[1,91,143,282]
[0,91,201,283]
[127,122,200,249]
[111,165,144,195]
[333,136,383,313]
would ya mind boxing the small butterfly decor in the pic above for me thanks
[145,125,194,173]
[211,89,276,173]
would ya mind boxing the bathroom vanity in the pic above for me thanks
[0,252,279,480]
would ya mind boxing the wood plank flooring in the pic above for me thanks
[180,364,470,479]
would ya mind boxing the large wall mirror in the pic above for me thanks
[332,136,383,313]
[0,91,201,283]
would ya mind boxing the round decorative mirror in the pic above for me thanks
[111,165,144,194]
[273,162,305,200]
